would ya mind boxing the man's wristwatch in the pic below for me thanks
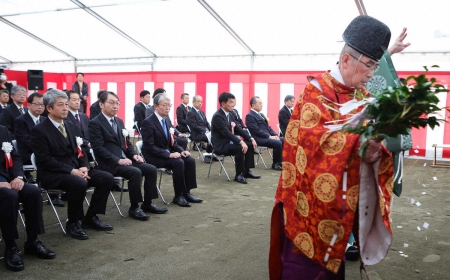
[16,176,24,181]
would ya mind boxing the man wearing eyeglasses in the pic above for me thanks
[0,85,28,140]
[89,91,165,221]
[269,15,395,279]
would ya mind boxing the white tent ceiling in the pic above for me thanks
[1,0,449,72]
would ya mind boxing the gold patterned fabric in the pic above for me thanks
[270,71,394,274]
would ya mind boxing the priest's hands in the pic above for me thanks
[363,140,381,163]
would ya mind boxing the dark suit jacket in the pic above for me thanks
[141,114,184,162]
[31,118,88,185]
[0,125,24,181]
[231,109,246,128]
[88,114,137,171]
[72,82,88,99]
[14,113,45,162]
[133,102,147,130]
[145,106,154,118]
[89,101,101,120]
[66,111,90,145]
[278,105,292,137]
[211,109,251,154]
[245,110,277,145]
[187,108,210,141]
[0,103,28,139]
[176,104,190,132]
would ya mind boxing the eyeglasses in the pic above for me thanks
[158,104,172,108]
[107,101,121,106]
[31,103,45,107]
[348,53,380,73]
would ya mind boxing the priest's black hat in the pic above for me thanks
[342,15,391,61]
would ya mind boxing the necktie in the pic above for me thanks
[19,107,24,115]
[186,106,189,113]
[111,118,117,133]
[289,109,293,115]
[197,110,203,120]
[75,114,81,126]
[35,118,40,125]
[59,123,67,138]
[161,118,168,139]
[260,113,266,121]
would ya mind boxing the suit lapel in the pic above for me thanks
[44,118,70,152]
[99,114,120,144]
[152,114,168,144]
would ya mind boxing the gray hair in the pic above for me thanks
[192,95,202,102]
[250,96,260,106]
[284,95,295,102]
[153,93,170,105]
[11,85,26,96]
[44,89,68,108]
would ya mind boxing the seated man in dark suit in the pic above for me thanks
[89,90,106,120]
[211,92,261,184]
[89,91,166,220]
[245,96,284,171]
[0,85,28,139]
[145,88,189,150]
[14,92,64,206]
[31,89,116,240]
[0,89,9,111]
[141,93,202,207]
[175,93,190,133]
[0,125,55,272]
[133,90,151,132]
[278,95,295,137]
[187,95,210,149]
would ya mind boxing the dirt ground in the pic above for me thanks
[1,150,449,279]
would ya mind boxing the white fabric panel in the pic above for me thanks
[206,83,218,123]
[230,83,243,120]
[426,87,448,158]
[280,83,295,109]
[144,82,154,105]
[124,82,135,130]
[184,82,196,106]
[63,82,67,90]
[107,82,117,94]
[47,82,57,90]
[163,82,175,123]
[90,83,100,105]
[254,83,268,116]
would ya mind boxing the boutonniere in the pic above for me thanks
[169,127,175,146]
[2,142,13,170]
[266,117,269,122]
[75,137,84,158]
[122,129,129,149]
[230,122,236,134]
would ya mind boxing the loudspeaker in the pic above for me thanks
[27,70,44,90]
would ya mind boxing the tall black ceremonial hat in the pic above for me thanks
[342,15,391,61]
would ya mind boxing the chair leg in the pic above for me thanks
[109,191,125,217]
[18,208,26,229]
[44,191,66,234]
[207,153,214,178]
[84,197,90,207]
[157,171,170,204]
[219,157,231,181]
[119,179,125,206]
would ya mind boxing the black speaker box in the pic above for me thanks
[27,70,44,90]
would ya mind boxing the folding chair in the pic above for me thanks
[135,141,171,204]
[246,131,273,169]
[206,133,232,181]
[186,125,207,161]
[11,140,31,228]
[89,149,126,217]
[277,124,282,137]
[31,154,67,234]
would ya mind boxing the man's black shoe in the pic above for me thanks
[203,156,212,163]
[4,247,24,271]
[272,163,282,171]
[243,171,261,179]
[113,182,128,192]
[345,245,360,261]
[82,215,113,231]
[234,174,247,184]
[128,208,149,221]
[24,239,56,259]
[48,197,65,207]
[66,222,89,240]
[172,195,191,207]
[184,193,203,203]
[141,204,168,214]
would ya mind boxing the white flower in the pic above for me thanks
[2,142,13,153]
[76,136,83,147]
[169,127,175,135]
[122,129,129,137]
